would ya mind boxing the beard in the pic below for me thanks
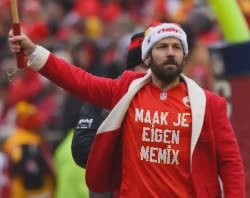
[149,55,184,84]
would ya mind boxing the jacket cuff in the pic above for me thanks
[28,45,50,71]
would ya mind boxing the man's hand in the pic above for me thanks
[8,30,37,56]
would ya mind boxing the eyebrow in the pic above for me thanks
[156,41,182,47]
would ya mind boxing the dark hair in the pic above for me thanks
[126,32,144,69]
[180,23,196,54]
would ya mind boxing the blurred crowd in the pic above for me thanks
[0,0,249,197]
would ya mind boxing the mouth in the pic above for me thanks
[164,63,177,69]
[164,57,178,67]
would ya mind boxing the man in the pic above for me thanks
[9,22,245,198]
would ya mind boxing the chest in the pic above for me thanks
[121,84,194,173]
[125,84,192,131]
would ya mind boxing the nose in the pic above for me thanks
[166,46,175,57]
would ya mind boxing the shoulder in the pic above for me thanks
[113,70,146,99]
[204,89,227,107]
[204,89,224,100]
[119,70,146,81]
[79,103,109,120]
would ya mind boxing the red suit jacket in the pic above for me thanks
[29,48,245,198]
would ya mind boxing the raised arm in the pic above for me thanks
[8,31,118,109]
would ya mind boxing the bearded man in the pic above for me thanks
[9,22,245,198]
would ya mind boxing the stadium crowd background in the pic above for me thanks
[0,0,250,197]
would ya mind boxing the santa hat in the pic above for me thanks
[141,23,188,60]
[126,32,144,70]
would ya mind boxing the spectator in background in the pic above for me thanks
[6,67,58,133]
[71,32,147,198]
[21,0,49,44]
[187,6,222,46]
[183,6,223,91]
[0,64,58,144]
[54,128,89,198]
[181,22,215,91]
[2,101,55,198]
[142,0,194,25]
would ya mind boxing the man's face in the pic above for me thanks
[149,37,185,83]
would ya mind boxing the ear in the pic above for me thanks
[144,56,151,66]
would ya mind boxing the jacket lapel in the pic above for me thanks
[181,74,206,170]
[86,72,152,193]
[97,71,152,134]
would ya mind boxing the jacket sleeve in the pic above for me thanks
[71,103,109,168]
[28,46,145,110]
[32,49,120,110]
[212,96,245,198]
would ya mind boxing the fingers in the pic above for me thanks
[8,30,25,53]
[9,29,14,37]
[9,29,24,38]
[9,34,25,43]
[11,44,22,53]
[8,30,36,56]
[9,36,21,53]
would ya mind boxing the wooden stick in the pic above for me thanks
[11,0,24,68]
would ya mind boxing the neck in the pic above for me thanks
[151,74,181,92]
